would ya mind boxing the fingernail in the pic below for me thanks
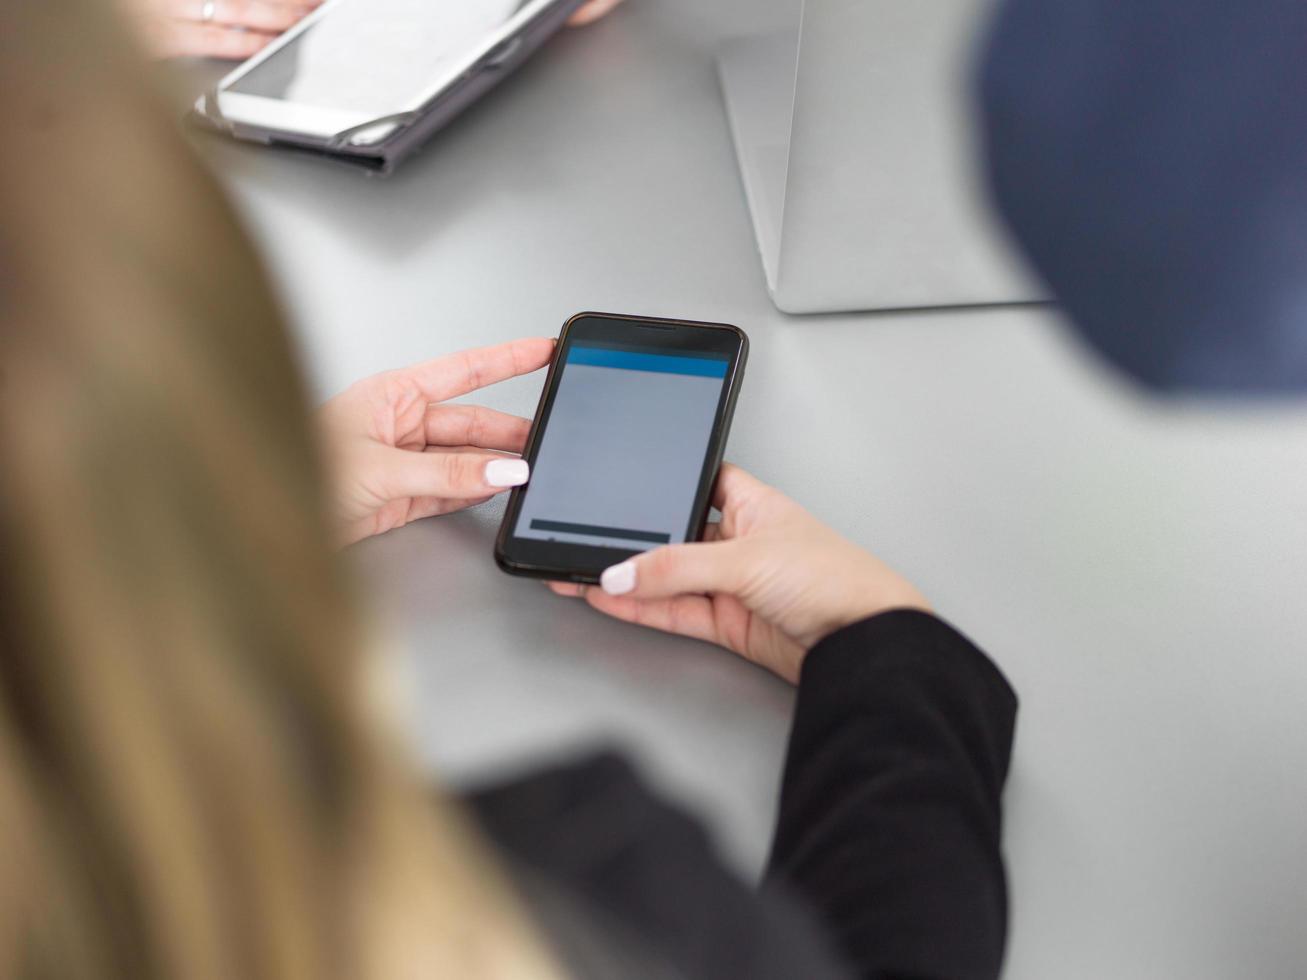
[485,458,529,487]
[600,560,636,596]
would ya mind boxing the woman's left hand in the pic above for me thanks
[319,338,553,546]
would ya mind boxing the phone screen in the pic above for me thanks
[498,314,746,577]
[228,0,534,115]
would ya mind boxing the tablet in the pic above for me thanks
[210,0,574,146]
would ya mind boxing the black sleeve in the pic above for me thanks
[466,753,854,980]
[763,609,1018,980]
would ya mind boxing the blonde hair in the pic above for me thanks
[0,2,562,977]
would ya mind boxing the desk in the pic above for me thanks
[201,0,1307,975]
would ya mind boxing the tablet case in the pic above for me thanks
[190,0,585,176]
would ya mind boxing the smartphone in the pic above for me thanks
[495,312,749,583]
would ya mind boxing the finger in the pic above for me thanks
[711,462,766,511]
[377,447,529,502]
[548,529,721,597]
[205,0,319,31]
[424,404,530,453]
[400,338,555,404]
[567,0,625,26]
[547,581,587,597]
[547,577,723,645]
[545,534,722,597]
[147,20,276,58]
[597,540,749,599]
[421,445,516,458]
[583,590,722,645]
[403,494,493,523]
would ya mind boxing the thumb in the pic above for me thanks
[599,539,749,598]
[376,447,529,501]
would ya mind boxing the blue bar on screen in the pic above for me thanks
[567,345,729,378]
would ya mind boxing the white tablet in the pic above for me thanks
[211,0,568,144]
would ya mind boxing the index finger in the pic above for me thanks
[401,337,555,403]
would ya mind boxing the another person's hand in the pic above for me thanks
[129,0,624,60]
[319,337,553,546]
[125,0,320,59]
[568,0,626,26]
[548,465,930,684]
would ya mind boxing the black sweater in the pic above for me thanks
[467,610,1018,980]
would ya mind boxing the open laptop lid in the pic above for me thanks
[719,0,1041,314]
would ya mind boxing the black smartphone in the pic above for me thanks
[495,311,749,583]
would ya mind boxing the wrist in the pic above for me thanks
[802,581,932,651]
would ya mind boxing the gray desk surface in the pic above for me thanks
[199,0,1307,976]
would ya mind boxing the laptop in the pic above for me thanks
[717,0,1042,314]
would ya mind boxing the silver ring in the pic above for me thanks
[200,0,216,22]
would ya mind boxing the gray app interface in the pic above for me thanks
[514,343,729,551]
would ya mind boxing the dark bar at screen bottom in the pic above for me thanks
[529,519,671,545]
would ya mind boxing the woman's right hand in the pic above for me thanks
[547,464,931,684]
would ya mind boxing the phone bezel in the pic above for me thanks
[494,311,749,584]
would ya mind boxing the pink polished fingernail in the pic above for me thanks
[485,459,529,487]
[600,561,636,596]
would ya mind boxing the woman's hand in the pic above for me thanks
[319,337,553,546]
[125,0,321,59]
[548,465,930,684]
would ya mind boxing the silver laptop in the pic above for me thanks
[717,1,1041,314]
